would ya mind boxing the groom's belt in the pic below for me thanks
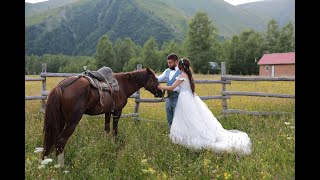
[167,91,179,98]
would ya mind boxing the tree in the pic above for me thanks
[25,54,42,74]
[94,35,115,68]
[227,30,264,75]
[264,19,280,53]
[277,21,295,52]
[208,34,224,74]
[227,35,241,74]
[113,37,137,72]
[219,39,231,67]
[142,36,159,71]
[123,57,144,72]
[185,11,217,74]
[59,56,97,73]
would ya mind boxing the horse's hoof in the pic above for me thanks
[57,153,64,167]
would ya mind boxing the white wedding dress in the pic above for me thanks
[169,77,252,155]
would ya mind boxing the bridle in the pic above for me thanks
[145,75,159,97]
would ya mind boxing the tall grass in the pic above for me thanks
[25,74,294,179]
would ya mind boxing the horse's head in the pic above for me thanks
[144,67,163,98]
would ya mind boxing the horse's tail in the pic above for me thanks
[42,86,65,159]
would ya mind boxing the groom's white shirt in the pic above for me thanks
[157,66,180,92]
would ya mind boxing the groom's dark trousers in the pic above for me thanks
[166,91,179,129]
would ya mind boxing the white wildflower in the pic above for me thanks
[38,164,45,169]
[34,147,44,153]
[54,164,62,168]
[41,158,53,165]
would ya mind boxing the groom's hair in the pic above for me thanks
[167,53,178,61]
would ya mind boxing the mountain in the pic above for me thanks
[25,0,295,56]
[159,0,267,37]
[237,0,295,26]
[26,0,185,55]
[25,0,80,17]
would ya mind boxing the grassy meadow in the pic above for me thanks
[25,74,295,179]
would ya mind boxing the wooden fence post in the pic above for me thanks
[134,64,142,120]
[221,62,228,117]
[40,63,47,113]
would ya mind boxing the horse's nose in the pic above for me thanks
[157,90,163,98]
[155,91,161,98]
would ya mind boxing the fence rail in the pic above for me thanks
[222,109,293,116]
[40,72,80,77]
[25,62,295,117]
[25,77,45,81]
[222,91,295,98]
[222,76,295,81]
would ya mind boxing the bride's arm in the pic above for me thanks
[158,78,183,91]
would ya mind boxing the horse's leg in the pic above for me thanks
[105,112,111,135]
[55,109,84,166]
[112,109,122,136]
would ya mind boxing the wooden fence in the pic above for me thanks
[220,62,295,116]
[25,62,295,117]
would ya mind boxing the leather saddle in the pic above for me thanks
[80,66,119,112]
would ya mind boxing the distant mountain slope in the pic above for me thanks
[25,0,81,17]
[160,0,267,37]
[237,0,295,26]
[25,0,183,56]
[132,0,189,39]
[25,0,295,56]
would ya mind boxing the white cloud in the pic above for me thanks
[25,0,48,3]
[224,0,263,6]
[25,0,263,5]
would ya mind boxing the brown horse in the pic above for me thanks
[42,67,162,165]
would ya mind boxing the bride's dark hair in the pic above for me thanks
[178,58,195,94]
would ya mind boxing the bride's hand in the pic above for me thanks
[157,85,162,90]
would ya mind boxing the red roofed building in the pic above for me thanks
[257,52,295,77]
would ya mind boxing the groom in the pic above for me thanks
[156,53,182,130]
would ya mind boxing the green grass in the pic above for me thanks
[25,74,295,179]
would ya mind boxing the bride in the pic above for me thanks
[157,58,252,155]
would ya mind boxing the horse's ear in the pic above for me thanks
[146,67,151,73]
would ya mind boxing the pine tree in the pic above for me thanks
[114,37,137,72]
[185,11,217,74]
[143,36,159,71]
[95,35,115,69]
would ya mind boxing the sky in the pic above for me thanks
[25,0,263,6]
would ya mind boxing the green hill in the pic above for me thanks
[159,0,267,37]
[25,0,81,17]
[25,0,295,56]
[237,0,295,27]
[25,0,184,55]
